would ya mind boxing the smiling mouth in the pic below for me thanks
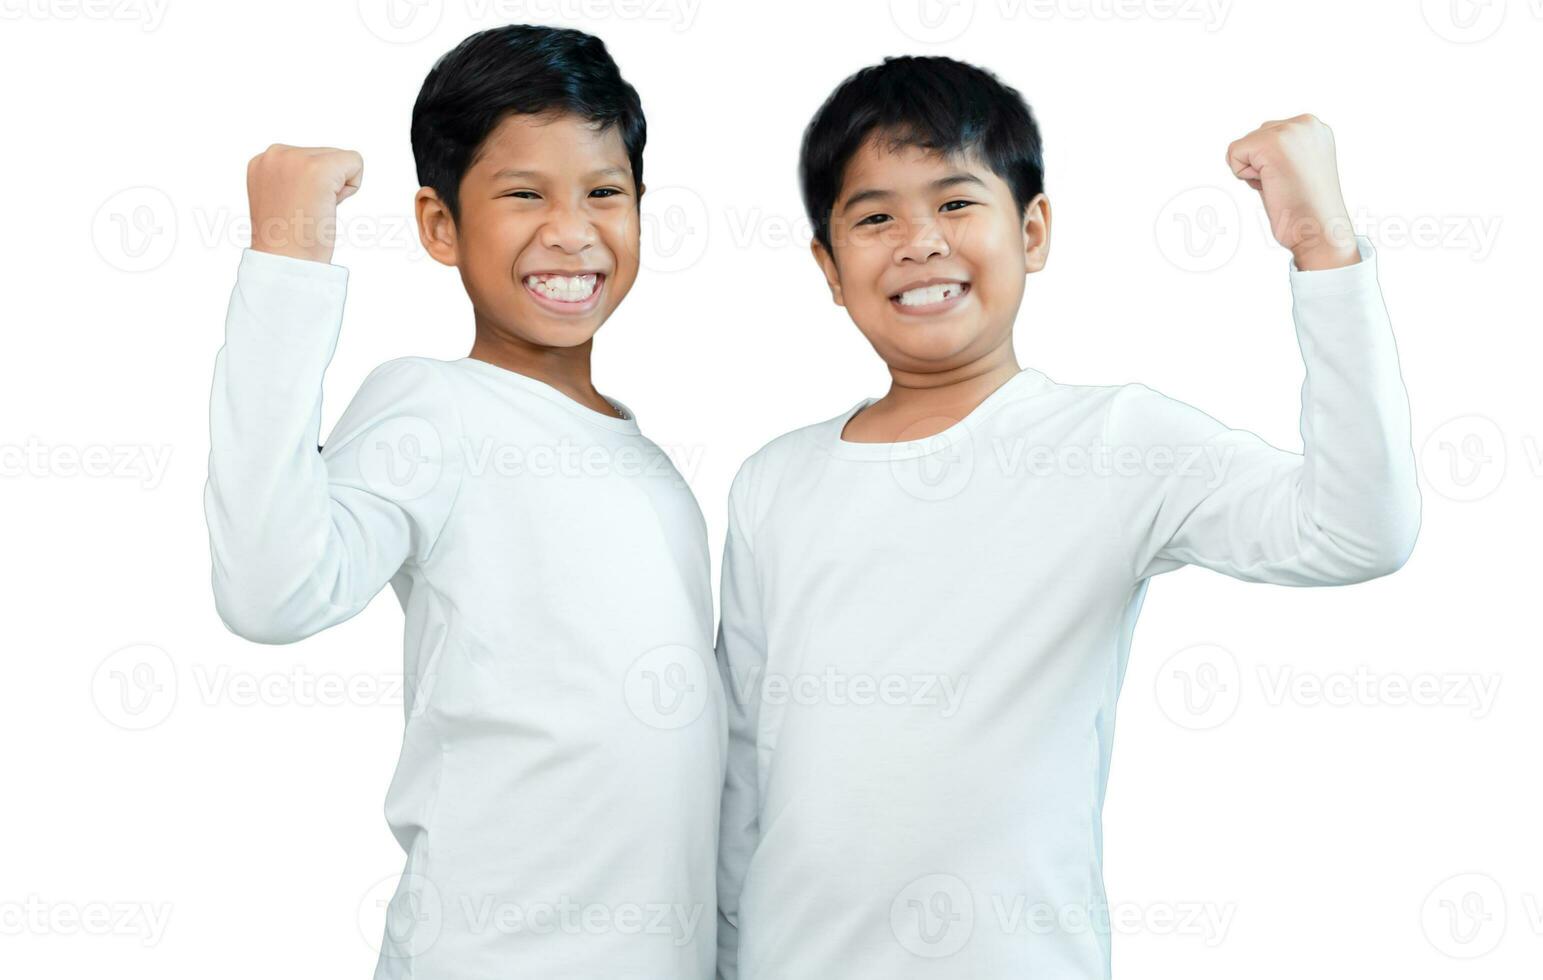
[890,281,970,314]
[523,272,605,313]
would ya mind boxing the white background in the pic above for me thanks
[2,0,1538,976]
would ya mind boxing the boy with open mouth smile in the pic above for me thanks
[205,25,724,980]
[713,56,1420,978]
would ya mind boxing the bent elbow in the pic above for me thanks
[213,593,310,645]
[211,574,328,646]
[1376,482,1423,577]
[1329,484,1422,584]
[1347,538,1415,583]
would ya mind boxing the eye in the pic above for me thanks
[501,190,540,200]
[856,213,891,227]
[940,200,976,213]
[590,187,624,199]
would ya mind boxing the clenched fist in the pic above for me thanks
[246,144,364,264]
[1226,115,1358,271]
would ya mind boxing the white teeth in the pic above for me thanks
[895,282,965,307]
[524,273,598,302]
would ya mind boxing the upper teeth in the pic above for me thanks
[896,282,965,307]
[525,273,598,302]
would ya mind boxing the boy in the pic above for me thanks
[204,26,724,979]
[715,57,1419,978]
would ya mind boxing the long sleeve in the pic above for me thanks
[204,248,464,644]
[1108,236,1420,586]
[714,466,769,980]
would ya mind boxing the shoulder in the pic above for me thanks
[328,356,467,460]
[952,368,1120,433]
[726,406,851,527]
[1101,380,1226,448]
[979,372,1222,455]
[352,356,465,413]
[734,408,849,485]
[357,355,455,392]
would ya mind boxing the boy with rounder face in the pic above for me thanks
[205,25,723,979]
[714,57,1420,978]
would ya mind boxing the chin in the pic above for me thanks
[876,321,984,365]
[484,307,600,349]
[524,322,604,348]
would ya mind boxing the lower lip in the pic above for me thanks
[523,274,606,316]
[890,283,970,316]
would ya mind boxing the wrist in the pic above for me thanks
[251,241,335,265]
[1291,232,1359,271]
[250,206,338,264]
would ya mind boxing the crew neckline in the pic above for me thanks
[829,367,1054,460]
[455,356,640,433]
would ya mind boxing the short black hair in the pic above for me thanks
[799,56,1044,253]
[411,24,645,224]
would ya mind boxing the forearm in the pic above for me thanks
[1286,235,1421,576]
[204,249,354,642]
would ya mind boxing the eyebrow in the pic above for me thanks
[489,166,630,182]
[840,172,989,212]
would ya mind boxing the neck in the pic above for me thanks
[885,337,1021,413]
[468,320,614,415]
[843,338,1023,442]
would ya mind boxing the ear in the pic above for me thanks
[810,238,845,307]
[415,186,459,267]
[1021,192,1051,275]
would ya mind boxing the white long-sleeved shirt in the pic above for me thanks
[205,248,726,979]
[715,237,1419,979]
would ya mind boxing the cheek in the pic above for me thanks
[494,218,536,266]
[985,272,1027,307]
[461,215,525,274]
[837,247,891,307]
[959,221,1027,306]
[459,228,532,310]
[603,212,640,270]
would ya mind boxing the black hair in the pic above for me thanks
[411,24,645,224]
[799,56,1044,253]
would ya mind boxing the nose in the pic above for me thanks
[539,203,598,254]
[892,214,950,264]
